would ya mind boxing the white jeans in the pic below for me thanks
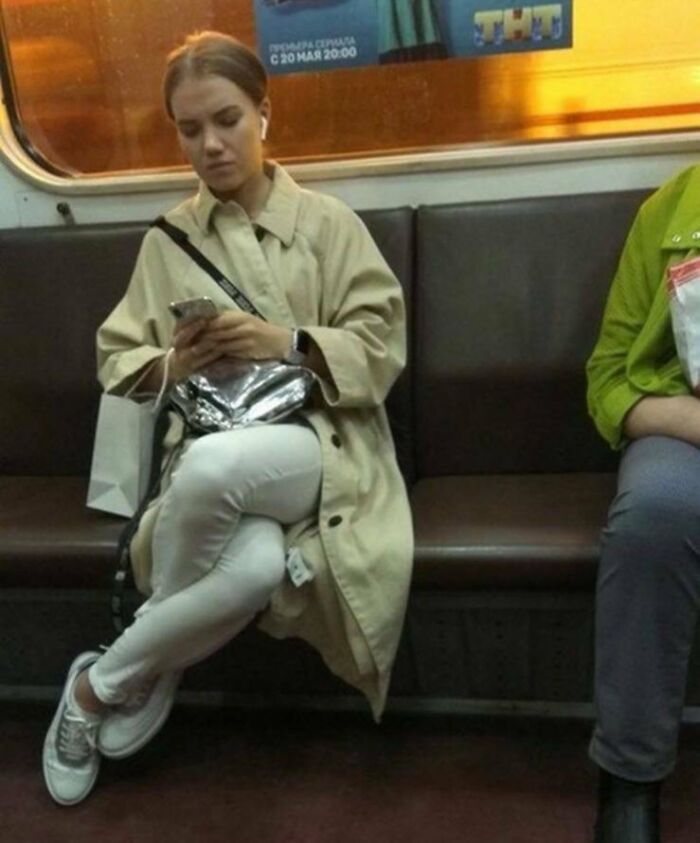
[89,424,322,705]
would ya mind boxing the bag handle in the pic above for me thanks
[152,216,266,321]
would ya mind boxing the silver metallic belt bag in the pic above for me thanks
[153,216,317,435]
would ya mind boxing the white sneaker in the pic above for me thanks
[43,651,103,806]
[98,671,181,759]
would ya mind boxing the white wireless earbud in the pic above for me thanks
[261,116,269,140]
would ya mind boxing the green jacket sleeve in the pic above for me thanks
[585,211,652,449]
[586,172,693,450]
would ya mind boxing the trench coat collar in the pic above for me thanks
[192,161,300,247]
[661,166,700,251]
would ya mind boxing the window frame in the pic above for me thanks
[0,18,68,178]
[3,93,700,198]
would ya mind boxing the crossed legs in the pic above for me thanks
[88,423,322,705]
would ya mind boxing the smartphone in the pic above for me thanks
[168,296,219,326]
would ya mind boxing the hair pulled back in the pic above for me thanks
[163,31,268,119]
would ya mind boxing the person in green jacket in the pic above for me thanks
[587,164,700,843]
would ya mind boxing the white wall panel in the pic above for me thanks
[0,149,698,231]
[0,164,23,229]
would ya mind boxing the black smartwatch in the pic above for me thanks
[284,328,310,365]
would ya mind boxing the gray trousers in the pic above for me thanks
[590,435,700,782]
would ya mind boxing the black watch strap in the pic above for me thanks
[296,329,310,355]
[285,328,310,364]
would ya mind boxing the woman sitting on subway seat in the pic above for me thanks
[42,30,412,807]
[587,164,700,842]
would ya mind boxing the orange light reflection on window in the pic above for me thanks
[1,0,700,176]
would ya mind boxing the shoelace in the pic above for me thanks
[57,710,98,763]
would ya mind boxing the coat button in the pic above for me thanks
[672,234,682,243]
[693,232,700,240]
[329,515,343,527]
[331,434,341,448]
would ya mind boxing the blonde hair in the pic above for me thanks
[163,31,267,119]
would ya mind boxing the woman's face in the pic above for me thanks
[170,73,269,201]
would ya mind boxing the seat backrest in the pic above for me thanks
[0,208,415,478]
[358,207,415,482]
[0,223,147,475]
[413,189,652,477]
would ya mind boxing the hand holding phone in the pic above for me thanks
[168,296,219,327]
[168,297,223,382]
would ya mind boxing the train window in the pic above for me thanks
[0,1,699,177]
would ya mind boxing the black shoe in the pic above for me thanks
[594,769,661,842]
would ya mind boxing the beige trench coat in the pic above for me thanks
[97,163,413,719]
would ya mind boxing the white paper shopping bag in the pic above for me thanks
[86,394,156,517]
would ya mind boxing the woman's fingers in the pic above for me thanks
[175,312,290,363]
[184,344,218,373]
[190,334,219,354]
[191,347,222,372]
[205,325,252,342]
[173,319,206,349]
[204,326,256,346]
[207,311,249,332]
[170,328,222,381]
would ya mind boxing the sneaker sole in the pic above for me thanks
[98,673,181,760]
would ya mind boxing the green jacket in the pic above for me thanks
[586,165,700,449]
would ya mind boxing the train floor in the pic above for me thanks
[3,703,700,843]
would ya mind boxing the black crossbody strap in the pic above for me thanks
[152,216,265,321]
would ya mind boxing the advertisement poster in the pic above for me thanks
[254,0,573,76]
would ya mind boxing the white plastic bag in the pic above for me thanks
[667,256,700,391]
[86,394,156,518]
